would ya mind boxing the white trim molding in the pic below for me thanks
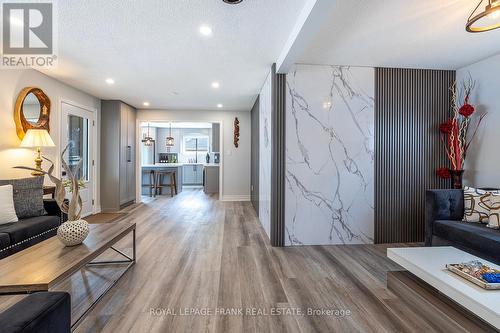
[221,195,251,202]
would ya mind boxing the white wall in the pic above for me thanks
[136,109,251,200]
[457,53,500,188]
[0,69,102,208]
[285,64,374,245]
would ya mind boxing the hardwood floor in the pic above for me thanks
[0,189,459,332]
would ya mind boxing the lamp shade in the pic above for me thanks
[20,129,55,148]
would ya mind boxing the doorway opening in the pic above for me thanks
[60,101,97,217]
[137,121,222,200]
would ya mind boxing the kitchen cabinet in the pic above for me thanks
[212,123,220,153]
[101,100,136,211]
[183,164,203,185]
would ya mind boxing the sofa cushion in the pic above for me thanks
[0,233,10,249]
[0,216,59,245]
[0,185,18,225]
[486,194,500,229]
[434,220,500,261]
[462,186,492,223]
[0,177,46,219]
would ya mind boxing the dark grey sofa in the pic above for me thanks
[426,189,500,265]
[0,199,61,259]
[0,292,70,333]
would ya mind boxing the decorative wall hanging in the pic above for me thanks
[14,87,51,140]
[233,117,240,148]
[466,0,500,32]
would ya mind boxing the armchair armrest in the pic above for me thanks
[0,292,71,333]
[425,189,464,246]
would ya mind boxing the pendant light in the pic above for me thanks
[142,123,155,146]
[466,0,500,32]
[166,122,174,147]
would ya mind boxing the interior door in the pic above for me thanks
[61,102,95,217]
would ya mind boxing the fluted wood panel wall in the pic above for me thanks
[375,68,455,243]
[271,64,286,247]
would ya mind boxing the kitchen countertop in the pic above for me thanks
[142,163,220,168]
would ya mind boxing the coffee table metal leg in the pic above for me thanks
[71,228,136,330]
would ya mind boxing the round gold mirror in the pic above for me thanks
[14,87,51,140]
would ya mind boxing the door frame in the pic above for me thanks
[58,98,99,215]
[135,119,224,203]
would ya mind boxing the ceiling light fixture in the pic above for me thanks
[199,25,213,36]
[217,104,223,108]
[105,78,115,85]
[143,102,150,107]
[142,123,155,147]
[211,81,220,89]
[166,122,174,147]
[223,0,243,4]
[466,0,500,32]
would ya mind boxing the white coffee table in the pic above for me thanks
[387,246,500,329]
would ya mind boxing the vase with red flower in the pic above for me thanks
[436,77,486,189]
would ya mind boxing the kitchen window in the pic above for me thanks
[183,135,209,153]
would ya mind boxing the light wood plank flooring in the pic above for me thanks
[2,189,448,332]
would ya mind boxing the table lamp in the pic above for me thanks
[20,129,56,176]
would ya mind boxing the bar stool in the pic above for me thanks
[154,170,177,197]
[147,170,156,197]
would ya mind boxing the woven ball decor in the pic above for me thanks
[57,220,90,246]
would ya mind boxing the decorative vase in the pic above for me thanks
[450,169,464,189]
[57,220,90,246]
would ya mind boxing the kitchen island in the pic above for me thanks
[141,163,220,196]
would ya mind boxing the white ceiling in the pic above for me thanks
[299,0,500,69]
[141,122,213,129]
[41,0,307,111]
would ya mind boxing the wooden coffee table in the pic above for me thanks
[0,222,136,329]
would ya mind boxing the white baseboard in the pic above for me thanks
[221,195,251,202]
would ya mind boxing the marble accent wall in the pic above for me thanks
[259,71,272,237]
[285,64,374,245]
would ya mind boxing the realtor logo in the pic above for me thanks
[1,2,57,67]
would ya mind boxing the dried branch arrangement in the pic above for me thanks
[437,77,486,178]
[15,143,84,221]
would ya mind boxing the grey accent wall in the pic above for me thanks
[375,68,455,243]
[251,96,260,213]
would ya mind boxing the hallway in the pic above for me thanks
[71,190,431,333]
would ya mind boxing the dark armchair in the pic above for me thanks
[0,292,71,333]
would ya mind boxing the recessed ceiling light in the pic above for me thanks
[199,25,213,36]
[143,102,150,107]
[211,81,220,89]
[105,78,115,85]
[217,104,223,108]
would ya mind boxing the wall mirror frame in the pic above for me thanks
[14,87,51,140]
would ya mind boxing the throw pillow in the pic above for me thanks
[0,177,46,219]
[0,185,19,225]
[486,194,500,229]
[463,186,491,223]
